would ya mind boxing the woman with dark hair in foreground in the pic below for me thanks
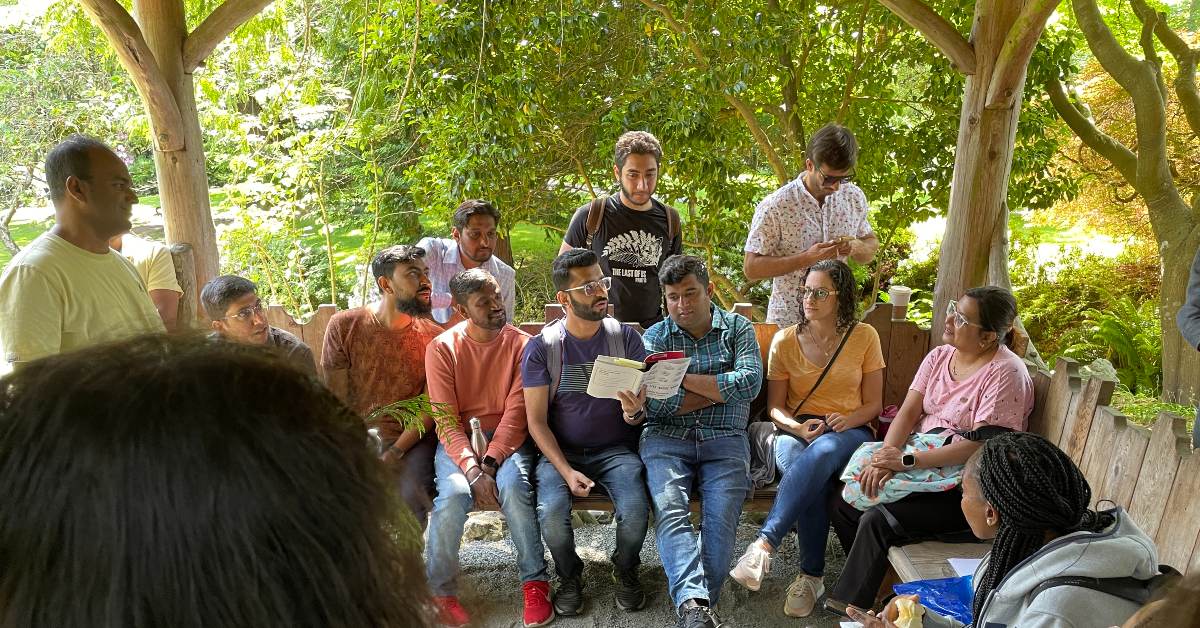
[0,334,431,627]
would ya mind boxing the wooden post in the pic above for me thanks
[169,243,197,328]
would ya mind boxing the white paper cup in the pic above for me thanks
[888,285,912,307]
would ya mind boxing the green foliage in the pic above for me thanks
[1111,388,1195,429]
[366,393,457,437]
[1066,297,1162,395]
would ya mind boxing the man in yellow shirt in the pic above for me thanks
[110,231,183,331]
[0,136,164,375]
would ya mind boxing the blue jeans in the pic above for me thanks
[425,439,547,596]
[760,427,872,577]
[536,444,649,580]
[641,433,750,608]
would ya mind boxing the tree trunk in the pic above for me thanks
[931,1,1026,336]
[134,0,219,300]
[1158,218,1200,404]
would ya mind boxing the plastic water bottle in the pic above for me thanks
[469,417,489,457]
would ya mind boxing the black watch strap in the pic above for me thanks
[901,453,916,469]
[481,455,497,469]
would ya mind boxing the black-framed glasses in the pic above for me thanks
[561,276,611,297]
[818,166,854,185]
[224,301,265,323]
[946,301,983,329]
[801,287,838,301]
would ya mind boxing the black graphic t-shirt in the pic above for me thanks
[564,195,683,328]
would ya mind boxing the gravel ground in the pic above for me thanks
[445,513,852,628]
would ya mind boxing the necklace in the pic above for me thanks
[950,350,991,379]
[804,325,837,361]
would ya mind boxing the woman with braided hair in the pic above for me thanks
[827,286,1035,612]
[849,432,1159,628]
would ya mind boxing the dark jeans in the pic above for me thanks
[387,431,437,528]
[536,444,650,580]
[827,487,977,609]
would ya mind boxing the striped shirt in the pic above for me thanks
[642,305,762,441]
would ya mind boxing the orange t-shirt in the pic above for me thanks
[766,323,885,417]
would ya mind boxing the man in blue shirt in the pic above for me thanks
[641,254,762,628]
[522,249,650,617]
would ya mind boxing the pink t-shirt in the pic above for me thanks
[910,344,1033,441]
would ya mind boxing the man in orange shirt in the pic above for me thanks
[321,245,443,525]
[423,268,552,628]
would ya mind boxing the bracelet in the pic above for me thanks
[467,470,484,486]
[624,408,646,423]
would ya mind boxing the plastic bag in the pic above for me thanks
[893,575,974,625]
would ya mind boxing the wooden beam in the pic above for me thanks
[183,0,276,73]
[78,0,186,151]
[986,0,1062,108]
[877,0,976,75]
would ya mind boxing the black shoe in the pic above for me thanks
[612,567,647,611]
[552,575,583,616]
[677,599,723,628]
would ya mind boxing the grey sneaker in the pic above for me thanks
[552,575,584,616]
[613,567,646,611]
[783,573,825,617]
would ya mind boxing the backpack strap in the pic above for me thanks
[584,196,607,249]
[601,317,625,359]
[664,204,681,247]
[543,319,565,401]
[1028,564,1180,607]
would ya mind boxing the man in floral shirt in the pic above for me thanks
[743,124,879,328]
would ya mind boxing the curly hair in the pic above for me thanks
[795,259,858,333]
[614,130,663,169]
[966,433,1115,622]
[0,334,432,627]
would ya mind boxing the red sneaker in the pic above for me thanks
[522,580,555,627]
[433,595,470,627]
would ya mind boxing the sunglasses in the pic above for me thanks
[818,166,854,186]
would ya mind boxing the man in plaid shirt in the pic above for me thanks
[639,254,763,628]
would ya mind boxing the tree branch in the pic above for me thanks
[1130,2,1169,105]
[837,0,872,123]
[78,0,185,151]
[1046,76,1138,186]
[183,0,276,73]
[638,0,791,183]
[1138,2,1200,137]
[876,0,976,75]
[1072,0,1150,90]
[985,0,1062,109]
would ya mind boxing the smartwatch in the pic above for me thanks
[901,453,917,470]
[481,455,498,471]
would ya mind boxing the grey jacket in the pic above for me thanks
[923,509,1157,628]
[1180,246,1200,351]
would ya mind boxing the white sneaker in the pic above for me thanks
[783,573,825,618]
[728,541,772,591]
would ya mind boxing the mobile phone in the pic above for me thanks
[823,598,851,618]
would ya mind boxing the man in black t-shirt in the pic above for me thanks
[561,131,683,328]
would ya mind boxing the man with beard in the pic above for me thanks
[0,136,163,375]
[422,268,551,628]
[522,248,651,617]
[561,131,682,328]
[418,199,515,326]
[200,275,315,375]
[743,123,879,328]
[322,244,442,525]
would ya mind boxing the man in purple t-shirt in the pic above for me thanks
[523,249,650,618]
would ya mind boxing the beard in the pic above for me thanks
[619,180,654,207]
[396,294,432,316]
[476,311,507,330]
[569,294,606,321]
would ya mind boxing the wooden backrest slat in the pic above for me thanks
[1127,413,1189,540]
[1064,376,1115,464]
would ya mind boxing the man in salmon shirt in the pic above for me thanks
[422,268,551,628]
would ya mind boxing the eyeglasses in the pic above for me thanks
[224,301,265,323]
[801,287,838,301]
[561,276,611,297]
[946,301,983,329]
[818,166,854,186]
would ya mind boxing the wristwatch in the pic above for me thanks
[481,455,498,471]
[625,408,646,423]
[901,453,917,470]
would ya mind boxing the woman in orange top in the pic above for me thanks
[728,259,885,618]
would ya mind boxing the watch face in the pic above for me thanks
[902,454,916,467]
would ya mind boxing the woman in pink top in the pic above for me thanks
[826,286,1035,612]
